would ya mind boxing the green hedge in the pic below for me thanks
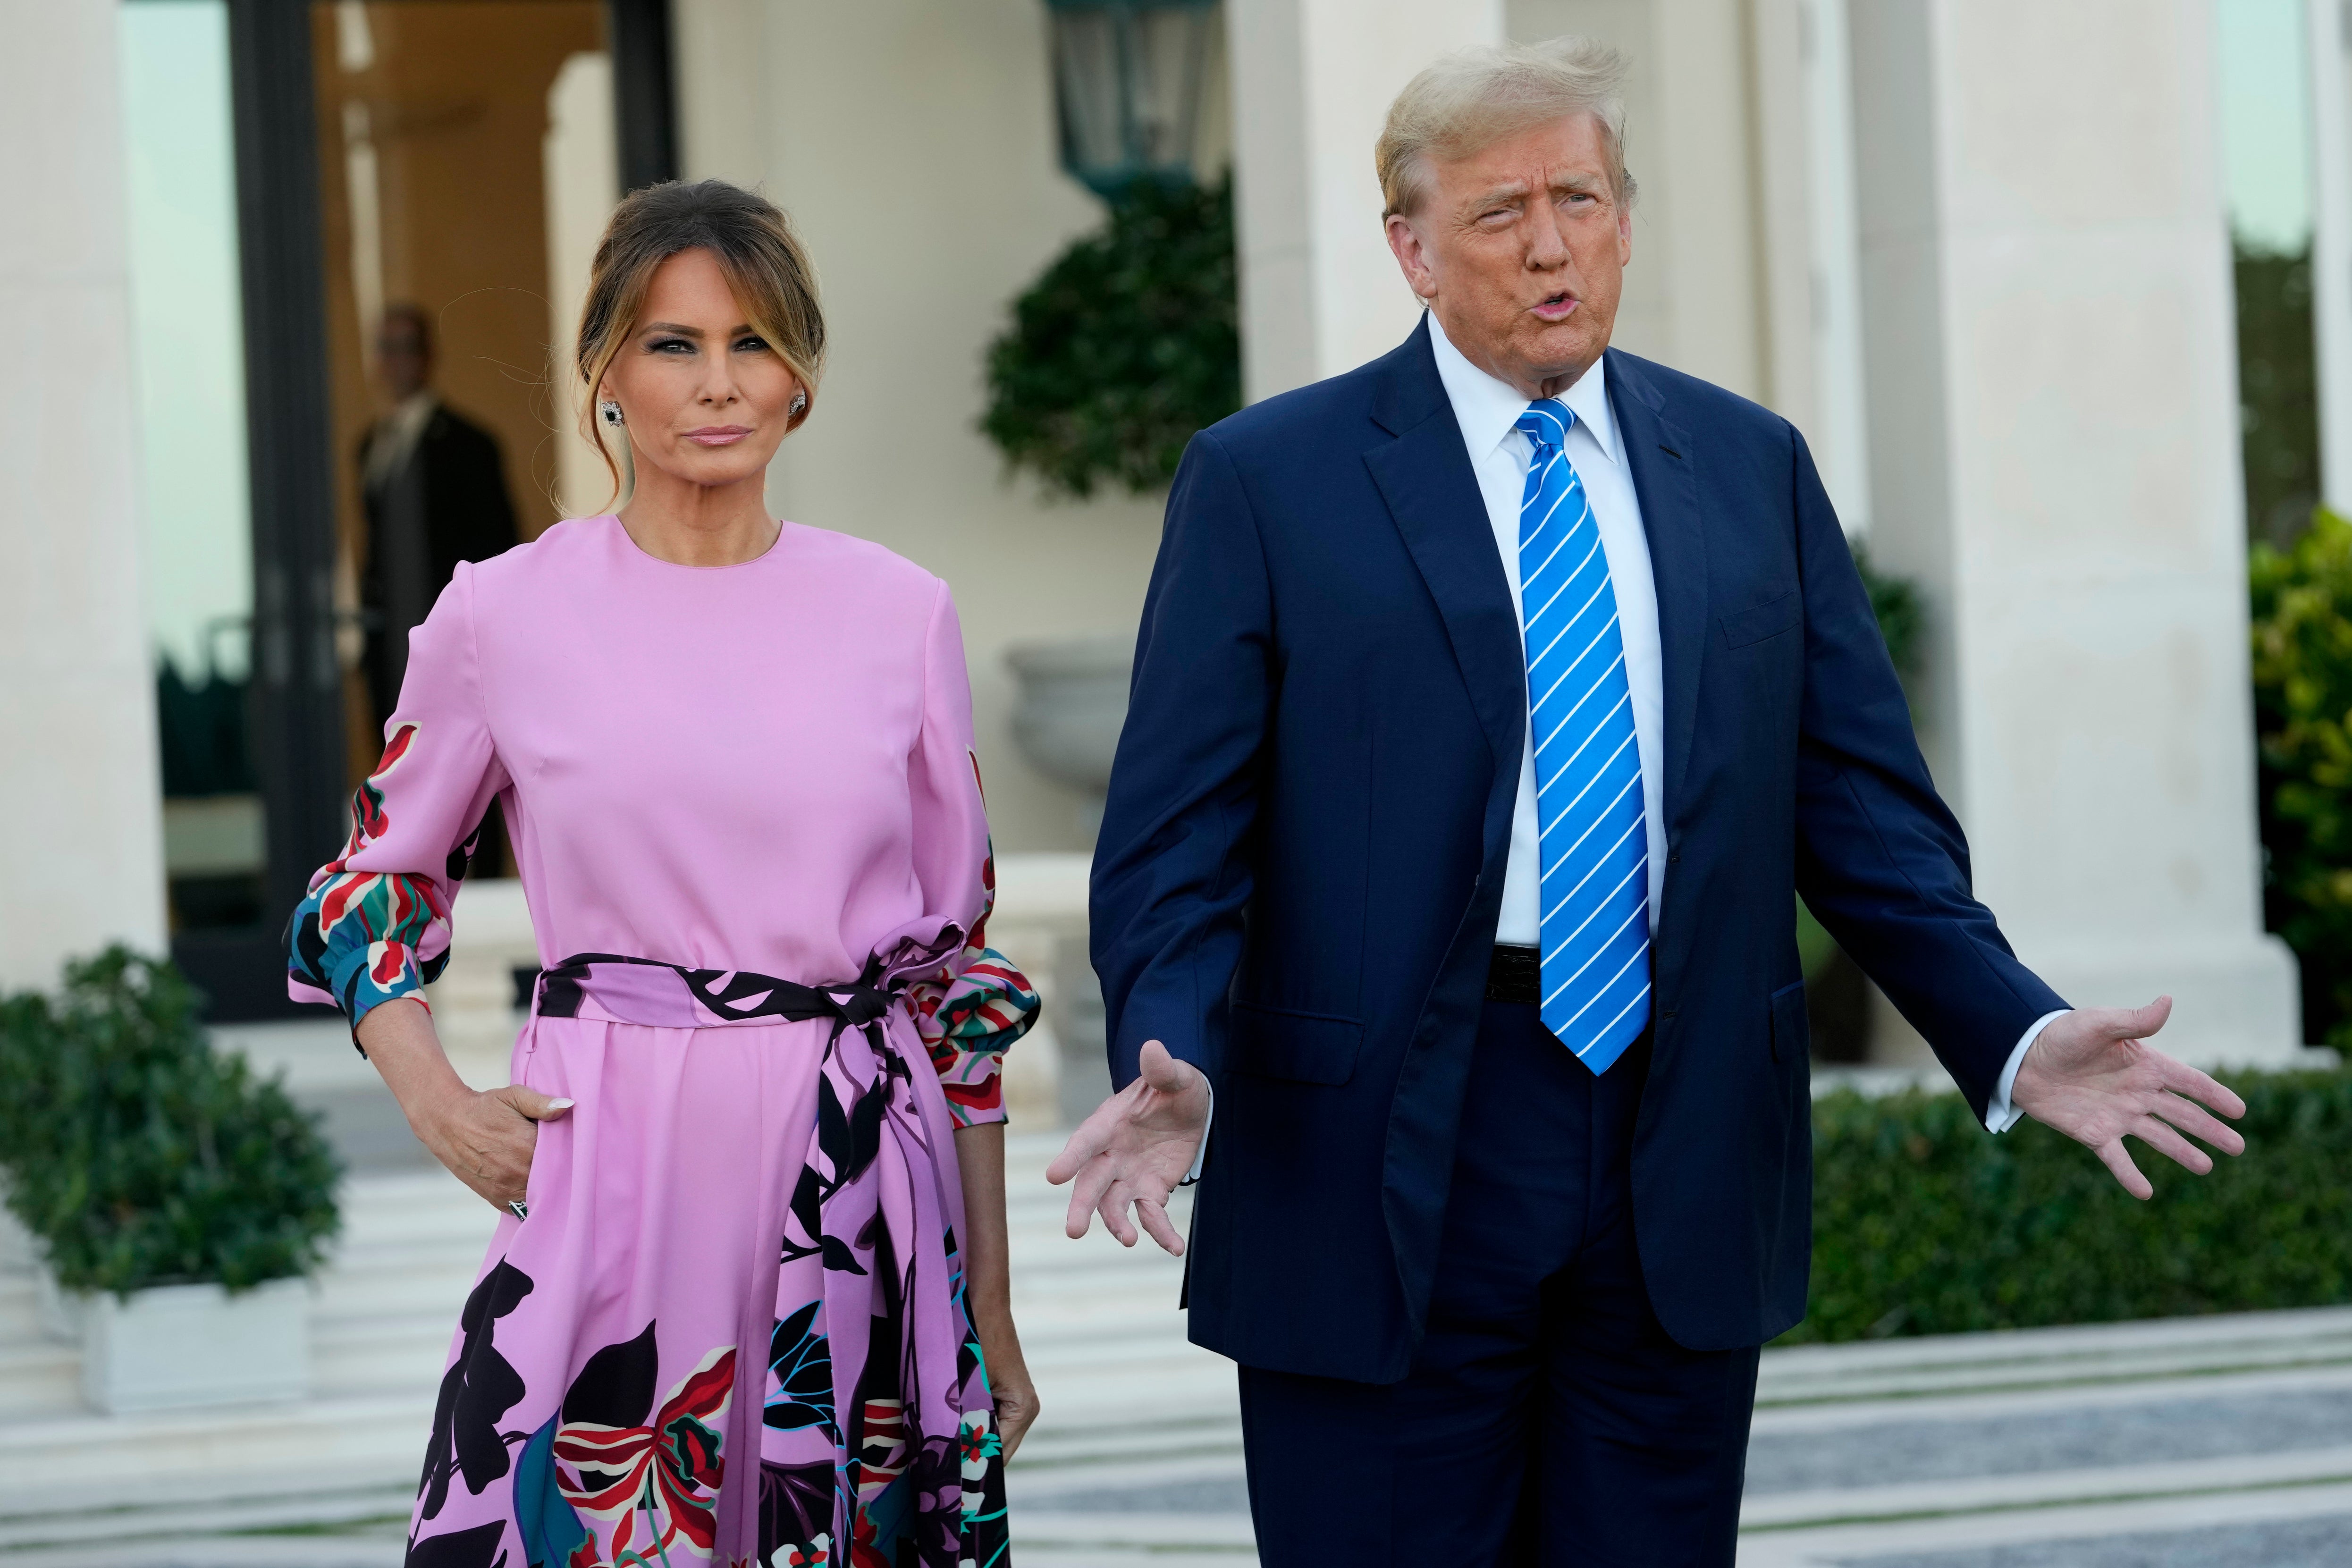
[980,175,1239,499]
[0,948,341,1297]
[2252,508,2352,1045]
[1788,1065,2352,1343]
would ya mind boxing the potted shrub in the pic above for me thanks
[0,947,341,1413]
[980,173,1239,502]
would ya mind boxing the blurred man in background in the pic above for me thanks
[359,302,518,733]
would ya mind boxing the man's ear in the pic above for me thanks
[1386,213,1440,303]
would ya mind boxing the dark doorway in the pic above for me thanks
[126,0,670,1019]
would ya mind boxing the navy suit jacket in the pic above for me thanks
[1090,320,2066,1379]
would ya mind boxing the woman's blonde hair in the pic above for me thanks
[1375,36,1636,220]
[573,179,826,506]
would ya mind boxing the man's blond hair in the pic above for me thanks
[1376,36,1636,219]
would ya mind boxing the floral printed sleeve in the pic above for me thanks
[904,582,1040,1127]
[909,850,1042,1126]
[287,564,509,1045]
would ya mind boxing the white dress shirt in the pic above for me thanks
[1425,315,2055,1134]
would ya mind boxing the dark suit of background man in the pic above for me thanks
[359,303,519,733]
[1047,35,2250,1568]
[359,303,518,875]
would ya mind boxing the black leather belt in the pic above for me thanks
[1486,944,1543,1004]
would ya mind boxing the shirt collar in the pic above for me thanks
[1427,311,1621,468]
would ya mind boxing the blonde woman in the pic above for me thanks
[289,180,1039,1568]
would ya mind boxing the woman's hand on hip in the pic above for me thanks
[356,997,572,1212]
[413,1083,573,1211]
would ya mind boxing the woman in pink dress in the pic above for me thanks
[288,181,1040,1568]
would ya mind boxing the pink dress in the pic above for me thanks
[287,516,1036,1568]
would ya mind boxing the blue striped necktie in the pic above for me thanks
[1517,399,1651,1073]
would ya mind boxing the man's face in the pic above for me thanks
[376,316,431,401]
[1384,112,1632,400]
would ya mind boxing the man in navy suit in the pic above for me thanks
[1048,35,2248,1565]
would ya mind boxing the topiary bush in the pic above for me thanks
[0,947,340,1297]
[1850,540,1922,681]
[980,175,1240,499]
[2251,507,2352,1046]
[1787,1065,2352,1343]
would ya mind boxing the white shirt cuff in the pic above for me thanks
[1181,1086,1214,1184]
[1984,1009,2071,1133]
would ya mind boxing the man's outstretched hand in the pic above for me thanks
[1045,1039,1211,1255]
[2011,996,2247,1200]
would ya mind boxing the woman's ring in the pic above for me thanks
[507,1200,529,1222]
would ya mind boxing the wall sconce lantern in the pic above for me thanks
[1045,0,1217,198]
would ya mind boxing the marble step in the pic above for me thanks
[0,1335,78,1413]
[0,1474,413,1553]
[1757,1305,2352,1406]
[1741,1441,2352,1533]
[0,1392,432,1507]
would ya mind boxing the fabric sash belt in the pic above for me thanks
[534,950,909,1040]
[530,944,994,1558]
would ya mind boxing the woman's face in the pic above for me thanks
[600,246,802,492]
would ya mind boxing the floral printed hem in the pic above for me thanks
[399,948,1013,1568]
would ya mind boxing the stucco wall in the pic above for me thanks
[0,0,168,992]
[674,0,1177,853]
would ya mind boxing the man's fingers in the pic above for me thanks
[1064,1154,1122,1239]
[1048,1079,1149,1185]
[1061,1183,1097,1241]
[1045,1122,1108,1187]
[2095,1138,2154,1200]
[2154,1055,2247,1122]
[2148,1091,2246,1157]
[2096,995,2173,1043]
[1137,1038,1197,1095]
[1096,1182,1140,1248]
[2132,1114,2213,1176]
[1136,1196,1187,1256]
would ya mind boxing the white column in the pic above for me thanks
[1227,0,1505,400]
[0,6,169,990]
[2310,0,2352,512]
[0,0,168,993]
[1799,0,1873,533]
[1849,0,2301,1065]
[544,50,619,521]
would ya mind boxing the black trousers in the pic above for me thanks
[1238,1002,1761,1566]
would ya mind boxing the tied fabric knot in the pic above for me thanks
[817,960,899,1034]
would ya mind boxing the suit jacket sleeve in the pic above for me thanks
[1091,431,1274,1091]
[1787,428,2065,1114]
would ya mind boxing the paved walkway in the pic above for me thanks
[8,1102,2352,1565]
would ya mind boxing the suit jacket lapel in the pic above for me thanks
[1362,322,1525,792]
[1608,350,1707,828]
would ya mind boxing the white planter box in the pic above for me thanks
[60,1275,310,1413]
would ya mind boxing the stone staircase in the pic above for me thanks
[0,1133,1239,1565]
[13,1117,2352,1565]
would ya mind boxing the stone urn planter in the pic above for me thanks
[1005,635,1132,824]
[43,1273,309,1413]
[1006,636,1132,1121]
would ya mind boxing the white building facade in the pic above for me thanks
[0,0,2306,1068]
